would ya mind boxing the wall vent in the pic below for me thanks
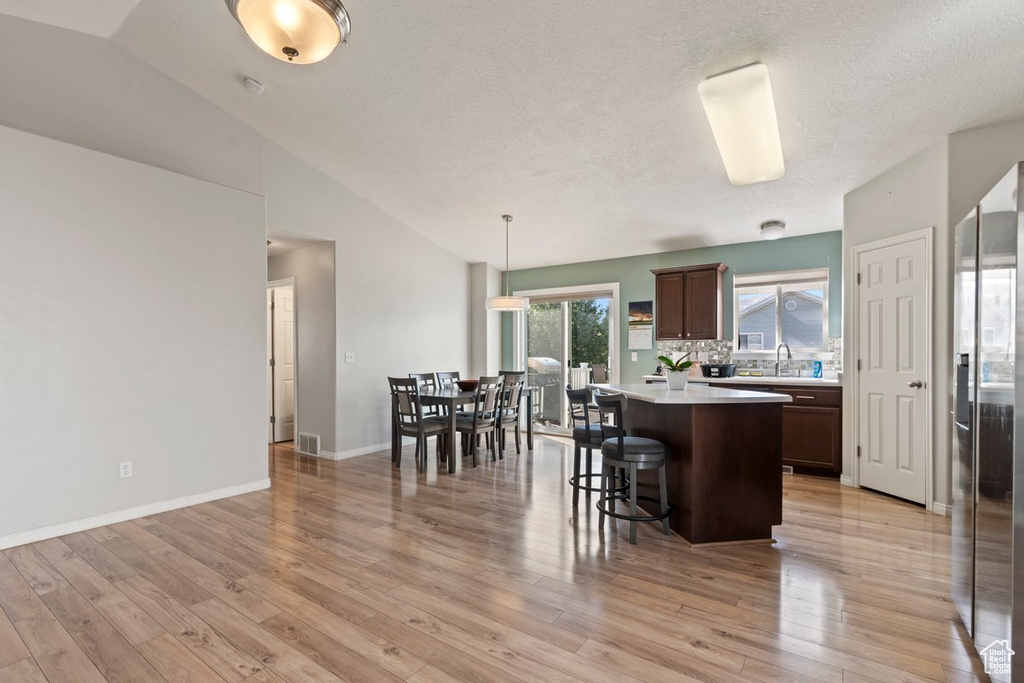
[296,432,320,456]
[781,465,794,475]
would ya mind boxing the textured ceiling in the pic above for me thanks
[16,1,1024,268]
[0,0,140,37]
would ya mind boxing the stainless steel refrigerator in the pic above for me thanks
[952,162,1022,681]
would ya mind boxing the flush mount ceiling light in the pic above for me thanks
[760,220,786,240]
[698,63,785,186]
[486,215,530,312]
[225,0,350,64]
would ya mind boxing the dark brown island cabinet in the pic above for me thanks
[651,263,727,340]
[713,382,843,476]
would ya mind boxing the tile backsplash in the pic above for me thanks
[657,337,843,376]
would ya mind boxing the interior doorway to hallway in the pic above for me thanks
[267,279,296,443]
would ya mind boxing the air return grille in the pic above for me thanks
[297,432,320,456]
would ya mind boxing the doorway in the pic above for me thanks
[512,283,619,434]
[851,228,932,506]
[268,279,297,443]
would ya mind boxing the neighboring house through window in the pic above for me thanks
[735,268,828,353]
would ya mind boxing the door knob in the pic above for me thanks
[907,380,923,389]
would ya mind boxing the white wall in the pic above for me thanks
[469,263,501,377]
[0,15,472,541]
[268,243,338,453]
[843,139,950,509]
[844,117,1024,513]
[261,142,470,457]
[0,125,268,544]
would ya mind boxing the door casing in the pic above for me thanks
[268,277,298,444]
[850,227,933,510]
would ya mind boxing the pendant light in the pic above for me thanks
[486,215,530,312]
[225,0,351,65]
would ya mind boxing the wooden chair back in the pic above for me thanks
[389,377,424,427]
[566,386,595,432]
[436,371,460,388]
[409,373,439,416]
[500,371,526,419]
[471,376,504,424]
[594,393,627,445]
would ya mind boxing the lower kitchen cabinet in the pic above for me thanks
[774,387,842,475]
[781,405,840,472]
[714,382,842,476]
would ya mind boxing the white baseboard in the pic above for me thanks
[0,478,271,551]
[930,501,952,516]
[840,474,856,488]
[319,441,393,461]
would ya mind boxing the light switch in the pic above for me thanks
[631,352,638,362]
[345,352,355,363]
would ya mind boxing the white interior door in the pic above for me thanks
[270,285,296,442]
[856,231,930,504]
[267,288,274,443]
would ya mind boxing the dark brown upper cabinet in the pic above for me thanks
[651,263,727,340]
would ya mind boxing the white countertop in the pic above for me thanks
[642,374,842,388]
[591,383,792,405]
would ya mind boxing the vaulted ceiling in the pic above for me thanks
[5,1,1024,268]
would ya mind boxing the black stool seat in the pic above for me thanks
[572,424,603,443]
[593,392,671,545]
[601,437,666,460]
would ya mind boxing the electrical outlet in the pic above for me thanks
[120,461,132,479]
[345,352,355,363]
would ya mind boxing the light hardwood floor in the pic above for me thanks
[0,437,985,682]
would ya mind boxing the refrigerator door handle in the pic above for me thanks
[954,353,970,429]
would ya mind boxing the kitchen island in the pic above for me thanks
[591,383,791,545]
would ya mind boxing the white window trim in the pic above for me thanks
[733,268,829,357]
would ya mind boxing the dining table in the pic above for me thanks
[418,386,534,473]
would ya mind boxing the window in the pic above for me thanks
[735,268,828,353]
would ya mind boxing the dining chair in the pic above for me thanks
[389,377,448,472]
[455,376,504,467]
[408,372,441,416]
[436,371,460,388]
[496,371,526,457]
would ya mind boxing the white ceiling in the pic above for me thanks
[10,1,1024,269]
[0,0,140,37]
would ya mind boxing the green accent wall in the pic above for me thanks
[501,231,842,383]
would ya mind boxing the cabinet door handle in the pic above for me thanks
[795,395,815,400]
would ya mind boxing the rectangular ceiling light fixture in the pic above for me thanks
[697,63,785,186]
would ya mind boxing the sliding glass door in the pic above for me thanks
[514,284,618,435]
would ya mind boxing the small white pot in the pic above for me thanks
[666,371,688,390]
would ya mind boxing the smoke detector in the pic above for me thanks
[242,76,265,95]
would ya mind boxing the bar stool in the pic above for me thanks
[566,387,625,505]
[594,393,671,544]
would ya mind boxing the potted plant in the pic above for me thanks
[657,352,694,390]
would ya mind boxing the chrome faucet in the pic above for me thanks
[775,343,792,376]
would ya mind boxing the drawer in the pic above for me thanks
[771,387,842,406]
[713,382,774,393]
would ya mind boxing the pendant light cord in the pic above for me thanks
[503,214,513,297]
